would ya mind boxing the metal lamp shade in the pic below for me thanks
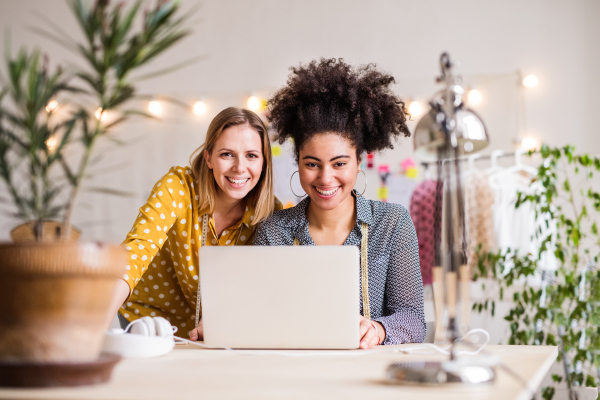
[413,108,489,161]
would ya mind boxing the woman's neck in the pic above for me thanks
[214,190,244,216]
[306,193,357,245]
[212,189,245,237]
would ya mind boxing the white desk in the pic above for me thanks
[0,344,557,400]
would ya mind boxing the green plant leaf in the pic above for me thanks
[131,54,206,82]
[84,186,135,197]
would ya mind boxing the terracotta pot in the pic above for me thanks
[0,242,125,363]
[10,221,81,242]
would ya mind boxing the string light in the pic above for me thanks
[467,89,482,105]
[45,136,58,151]
[45,100,59,113]
[192,101,206,116]
[148,100,162,116]
[522,74,539,88]
[521,136,540,151]
[408,101,423,117]
[95,107,109,121]
[247,96,261,112]
[111,74,539,121]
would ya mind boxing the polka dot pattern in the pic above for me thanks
[119,166,283,337]
[464,171,495,274]
[409,180,439,286]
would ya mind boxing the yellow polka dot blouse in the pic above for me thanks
[119,166,282,335]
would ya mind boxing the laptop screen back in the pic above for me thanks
[200,246,360,349]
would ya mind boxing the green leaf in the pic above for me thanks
[131,54,205,82]
[114,1,142,45]
[542,386,555,400]
[105,85,135,108]
[585,375,596,387]
[84,186,136,197]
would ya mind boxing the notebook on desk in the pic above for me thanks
[199,246,360,349]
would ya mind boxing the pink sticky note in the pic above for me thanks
[401,158,415,171]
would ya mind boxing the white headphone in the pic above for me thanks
[102,316,178,358]
[127,316,177,338]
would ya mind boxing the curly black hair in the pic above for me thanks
[267,58,410,161]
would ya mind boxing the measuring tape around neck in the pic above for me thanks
[293,221,370,319]
[195,213,209,327]
[194,212,245,327]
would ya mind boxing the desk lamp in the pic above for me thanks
[386,53,494,385]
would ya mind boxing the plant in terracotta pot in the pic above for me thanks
[0,0,190,386]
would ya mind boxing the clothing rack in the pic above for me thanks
[420,149,540,167]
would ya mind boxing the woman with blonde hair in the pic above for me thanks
[106,107,281,339]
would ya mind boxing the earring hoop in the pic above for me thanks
[289,171,307,198]
[356,170,367,196]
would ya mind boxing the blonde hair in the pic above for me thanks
[190,107,275,225]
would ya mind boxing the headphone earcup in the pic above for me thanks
[130,316,156,336]
[153,317,173,338]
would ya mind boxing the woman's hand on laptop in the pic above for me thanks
[359,316,385,349]
[188,319,204,341]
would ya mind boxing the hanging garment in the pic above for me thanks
[488,171,557,284]
[490,172,535,257]
[409,180,439,285]
[464,170,495,273]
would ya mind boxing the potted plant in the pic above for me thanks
[0,0,190,386]
[473,145,600,400]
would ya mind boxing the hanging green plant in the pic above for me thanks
[473,144,600,399]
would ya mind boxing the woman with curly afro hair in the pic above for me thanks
[255,59,426,348]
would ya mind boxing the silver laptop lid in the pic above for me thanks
[200,246,360,349]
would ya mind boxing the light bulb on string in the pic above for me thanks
[408,101,422,118]
[467,89,482,105]
[193,100,206,116]
[520,136,540,151]
[45,136,58,151]
[148,100,162,116]
[522,74,539,88]
[247,96,262,112]
[45,100,59,113]
[95,107,109,121]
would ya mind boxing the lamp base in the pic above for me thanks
[386,359,496,385]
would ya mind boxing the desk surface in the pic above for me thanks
[0,344,557,400]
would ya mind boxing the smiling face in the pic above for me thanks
[298,133,361,211]
[205,124,264,202]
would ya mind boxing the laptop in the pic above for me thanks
[199,246,360,349]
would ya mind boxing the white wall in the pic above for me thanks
[0,0,598,243]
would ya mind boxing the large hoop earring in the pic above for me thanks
[289,171,307,198]
[356,170,367,196]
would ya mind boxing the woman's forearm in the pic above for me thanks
[104,279,131,329]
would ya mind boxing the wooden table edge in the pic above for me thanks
[514,346,558,400]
